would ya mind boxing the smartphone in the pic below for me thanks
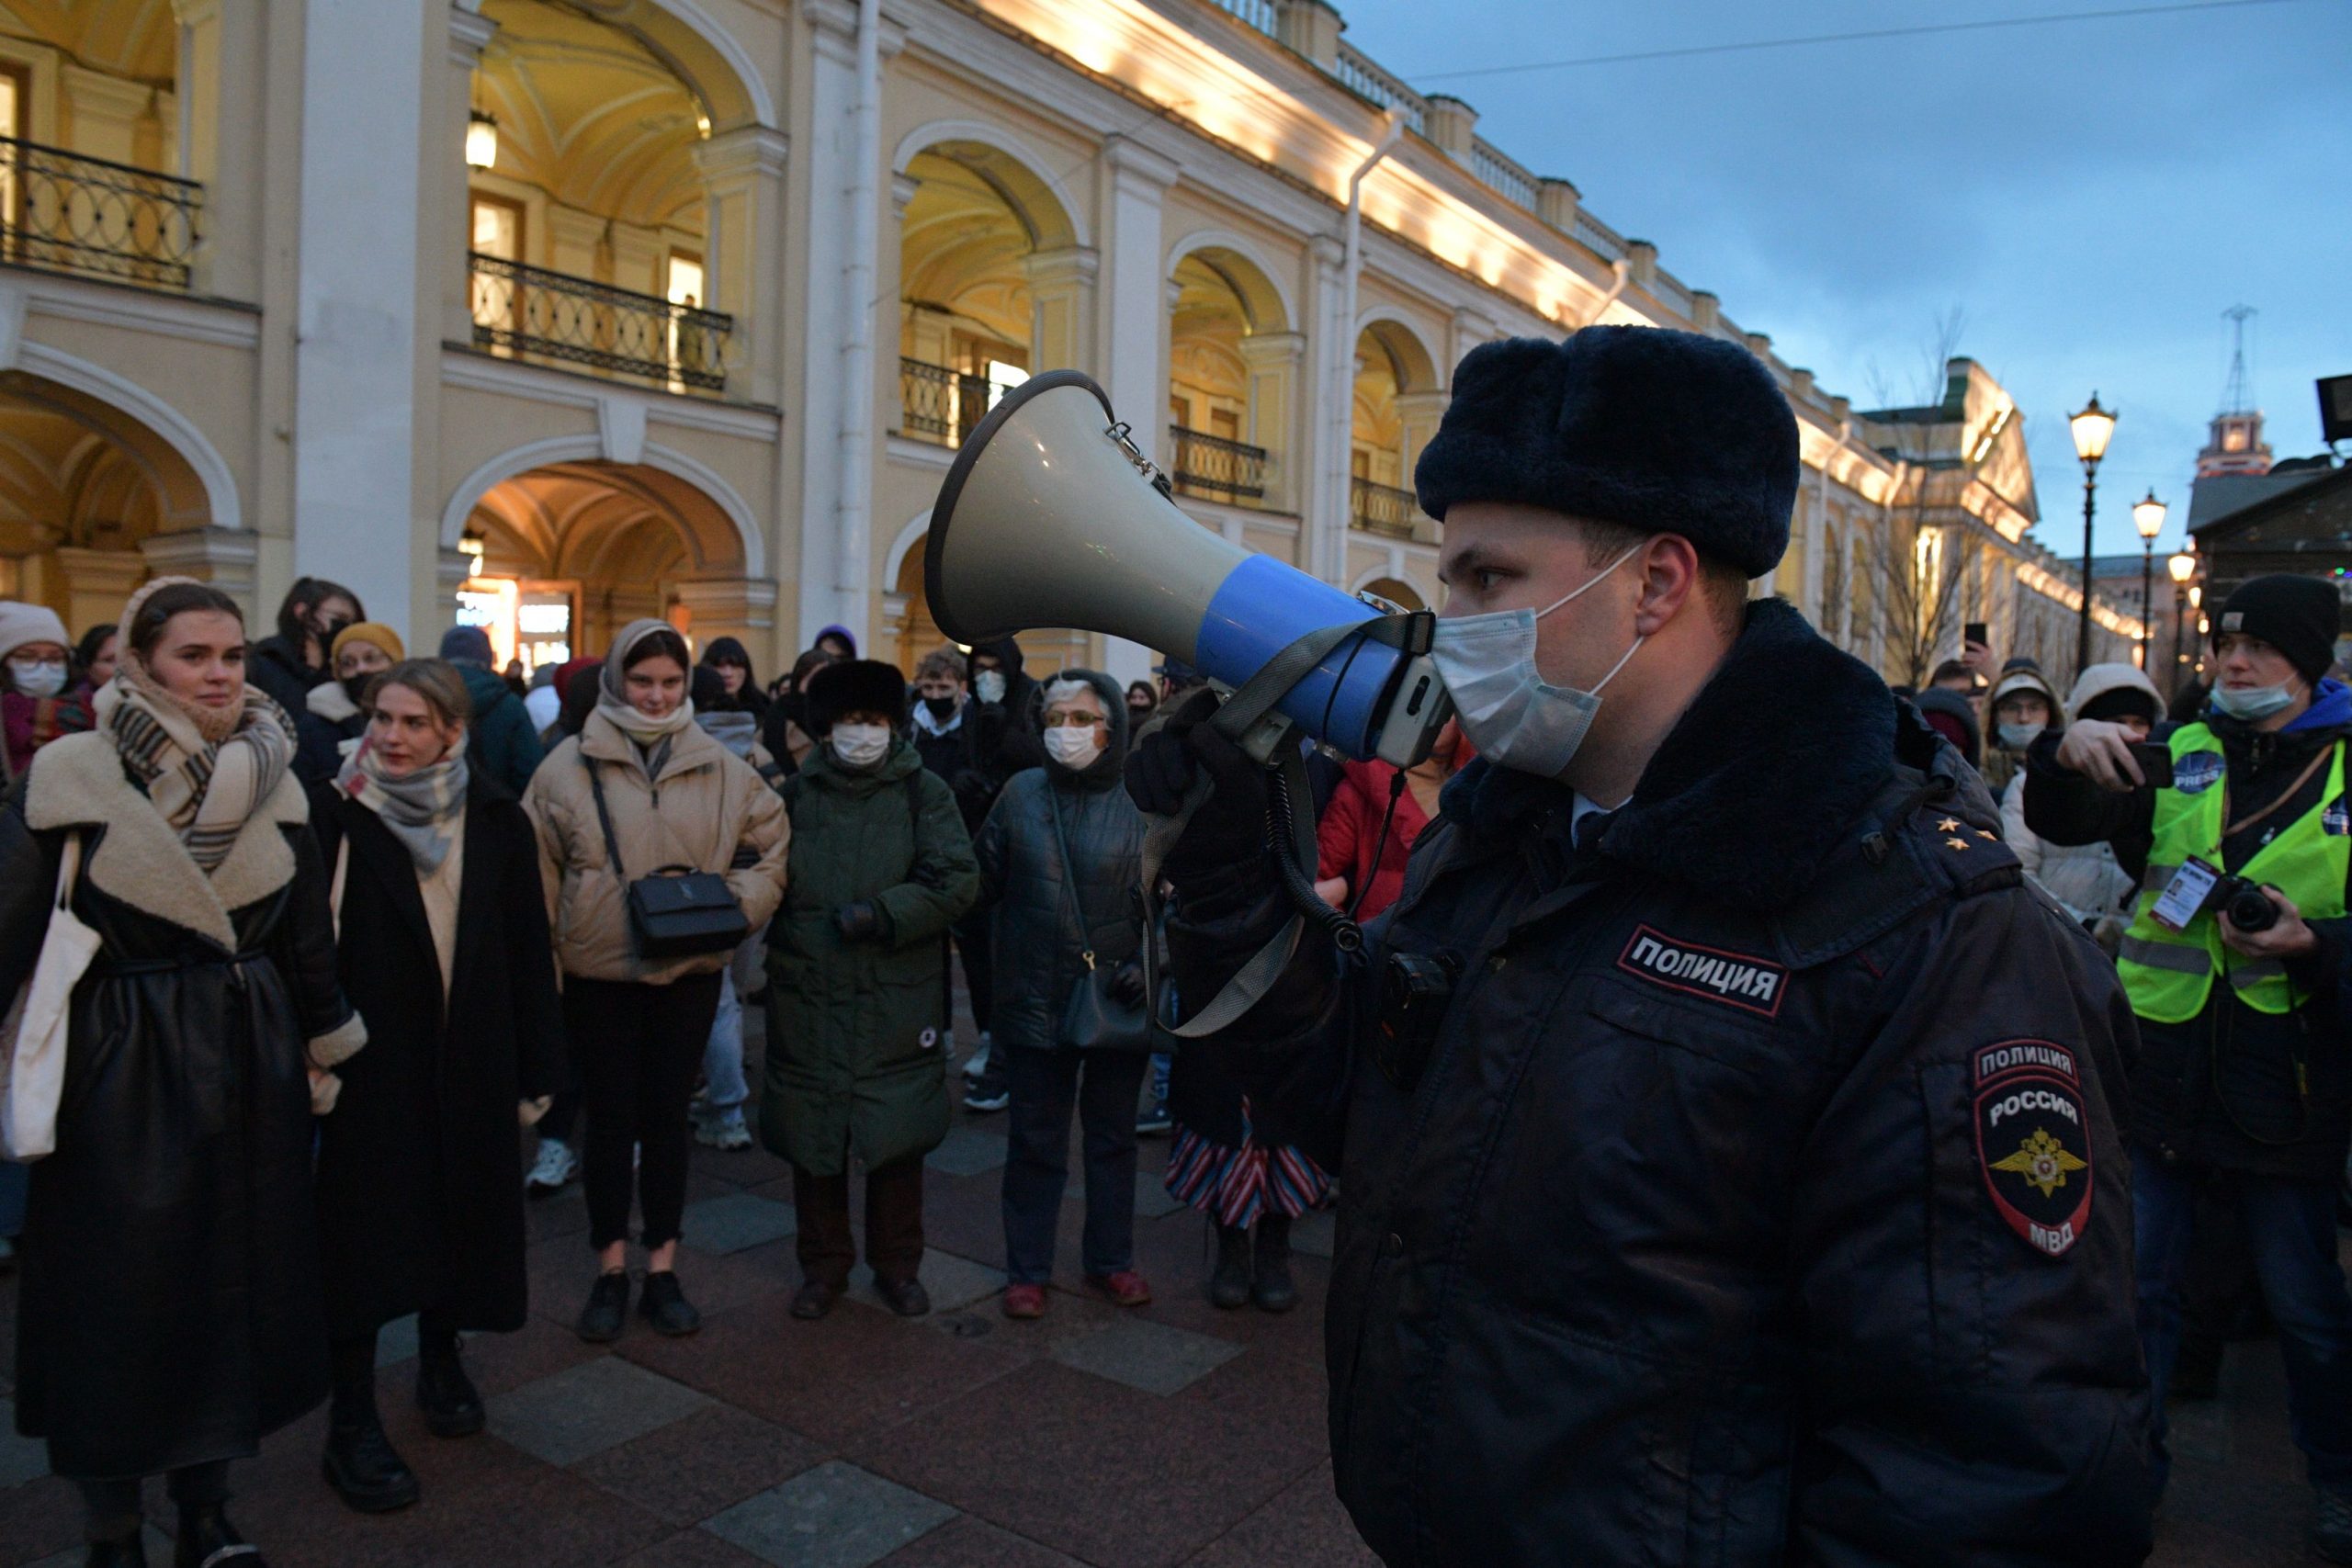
[2128,741,2174,789]
[1963,622,1988,649]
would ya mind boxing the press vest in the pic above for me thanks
[2117,722,2347,1023]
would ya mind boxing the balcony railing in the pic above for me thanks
[1169,424,1268,506]
[899,357,996,447]
[1351,477,1422,539]
[0,137,201,291]
[468,253,731,393]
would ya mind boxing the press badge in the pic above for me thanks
[2150,857,2222,932]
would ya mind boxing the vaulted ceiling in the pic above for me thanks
[477,0,706,234]
[0,0,175,85]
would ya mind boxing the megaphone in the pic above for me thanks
[923,370,1451,766]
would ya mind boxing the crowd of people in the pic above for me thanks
[8,522,2352,1563]
[0,566,1472,1568]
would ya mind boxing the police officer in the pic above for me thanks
[2027,571,2352,1561]
[1127,328,2151,1565]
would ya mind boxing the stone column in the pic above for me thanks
[694,125,789,406]
[1305,233,1347,581]
[141,526,260,619]
[174,0,262,300]
[1097,137,1177,461]
[1396,388,1447,543]
[673,576,781,659]
[1238,331,1305,515]
[440,6,496,346]
[291,1,433,637]
[1023,246,1098,376]
[51,548,151,636]
[61,66,151,166]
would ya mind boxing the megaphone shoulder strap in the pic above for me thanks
[1141,609,1424,1043]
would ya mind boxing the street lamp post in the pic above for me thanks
[2167,549,2197,695]
[2133,490,2167,670]
[2071,393,2118,677]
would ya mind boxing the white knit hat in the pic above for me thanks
[0,600,70,660]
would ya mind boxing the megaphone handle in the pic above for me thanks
[1265,746,1363,955]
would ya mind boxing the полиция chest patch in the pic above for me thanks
[1615,924,1788,1019]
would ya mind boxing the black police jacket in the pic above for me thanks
[1165,601,2152,1567]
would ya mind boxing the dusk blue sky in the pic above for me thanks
[1338,0,2352,557]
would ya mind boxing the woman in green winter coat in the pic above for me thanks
[760,659,978,1322]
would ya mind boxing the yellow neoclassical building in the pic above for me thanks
[0,0,2141,686]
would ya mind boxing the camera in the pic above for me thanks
[2213,874,2279,933]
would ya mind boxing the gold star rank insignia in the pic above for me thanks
[1945,837,1969,852]
[1937,817,1961,832]
[1990,1127,2088,1199]
[1978,829,1998,841]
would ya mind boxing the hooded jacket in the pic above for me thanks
[1996,665,2141,928]
[1980,667,2060,802]
[2026,676,2352,1180]
[973,669,1148,1052]
[521,709,790,985]
[759,735,978,1177]
[1162,600,2150,1566]
[956,637,1048,829]
[451,660,545,797]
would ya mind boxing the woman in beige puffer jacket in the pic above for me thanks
[522,620,787,1343]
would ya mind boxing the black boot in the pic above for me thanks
[175,1503,267,1568]
[416,1330,485,1438]
[322,1337,419,1514]
[576,1269,629,1343]
[1251,1215,1297,1314]
[1208,1223,1252,1310]
[84,1537,146,1568]
[639,1269,702,1337]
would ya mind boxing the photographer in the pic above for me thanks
[2025,572,2352,1558]
[1131,329,2149,1566]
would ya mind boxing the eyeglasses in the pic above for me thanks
[1042,711,1105,729]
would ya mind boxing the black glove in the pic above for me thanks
[1109,961,1148,1009]
[1123,687,1268,874]
[834,903,882,942]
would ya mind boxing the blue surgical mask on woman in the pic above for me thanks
[2211,682,2297,722]
[1428,542,1645,778]
[6,659,68,699]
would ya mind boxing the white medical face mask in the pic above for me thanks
[2212,682,2296,722]
[7,660,67,699]
[1430,542,1645,778]
[831,723,890,769]
[1044,726,1104,771]
[1996,722,2045,750]
[973,670,1007,705]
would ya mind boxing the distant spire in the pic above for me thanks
[2218,304,2256,416]
[2198,306,2270,478]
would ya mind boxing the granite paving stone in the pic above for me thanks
[23,1527,169,1568]
[1179,1461,1378,1568]
[1291,1207,1336,1258]
[612,1529,775,1568]
[701,1461,955,1568]
[486,1354,713,1467]
[1048,1316,1244,1397]
[843,1248,1006,1315]
[573,1404,827,1528]
[374,1312,419,1368]
[682,1192,799,1254]
[873,1514,1089,1566]
[924,1124,1009,1177]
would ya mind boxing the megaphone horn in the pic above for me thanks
[923,370,1449,765]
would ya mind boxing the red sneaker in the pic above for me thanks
[1086,1269,1153,1308]
[1001,1283,1047,1319]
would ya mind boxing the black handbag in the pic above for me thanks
[1046,786,1152,1053]
[583,752,749,960]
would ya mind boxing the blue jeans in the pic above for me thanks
[699,928,764,1119]
[2136,1150,2352,1491]
[1001,1046,1148,1285]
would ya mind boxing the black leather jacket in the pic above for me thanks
[1165,602,2152,1566]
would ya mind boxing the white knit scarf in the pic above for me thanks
[96,663,294,874]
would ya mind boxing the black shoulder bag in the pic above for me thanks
[1046,785,1151,1052]
[582,752,749,960]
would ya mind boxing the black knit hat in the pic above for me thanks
[1414,327,1800,578]
[803,658,908,735]
[2212,574,2342,684]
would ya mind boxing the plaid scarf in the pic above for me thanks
[338,732,469,875]
[96,670,294,873]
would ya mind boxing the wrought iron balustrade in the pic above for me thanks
[0,136,200,291]
[898,357,993,446]
[469,253,731,392]
[1169,424,1268,506]
[1351,477,1422,539]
